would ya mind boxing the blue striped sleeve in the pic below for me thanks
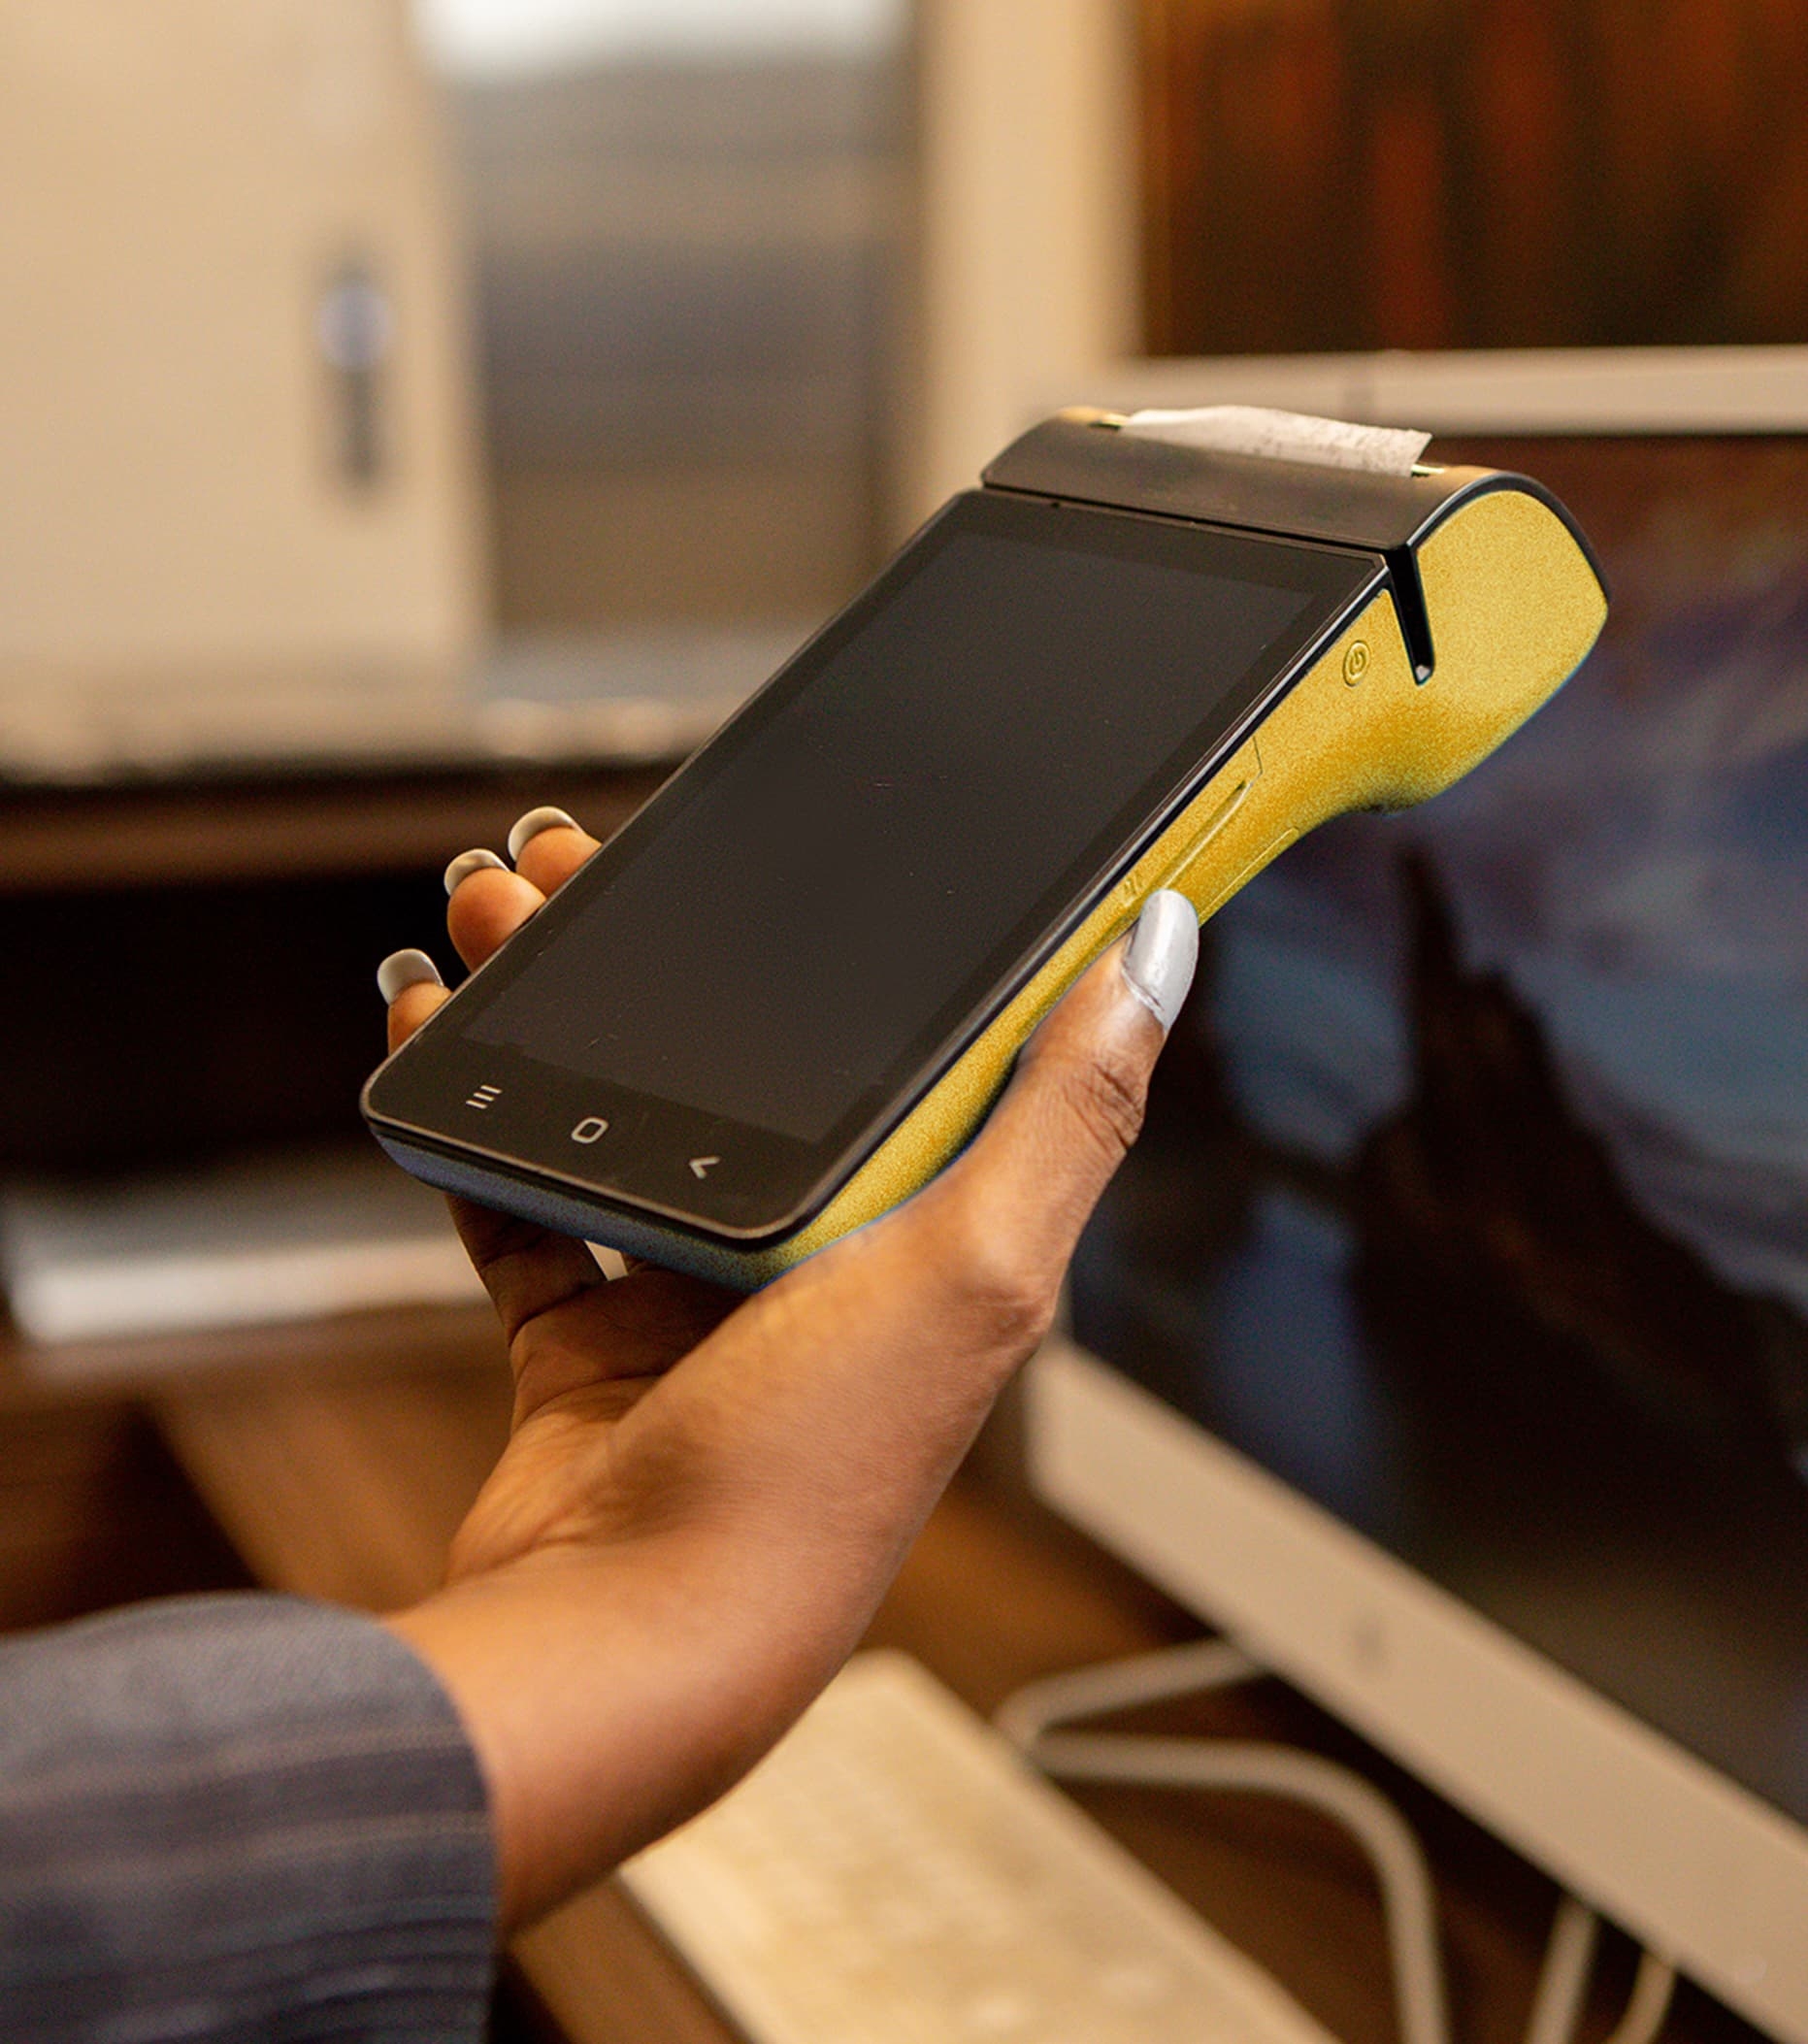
[0,1593,496,2040]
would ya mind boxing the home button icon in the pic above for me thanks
[571,1116,610,1145]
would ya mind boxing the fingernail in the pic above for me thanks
[377,948,444,1005]
[508,806,579,864]
[1122,889,1200,1033]
[444,847,508,896]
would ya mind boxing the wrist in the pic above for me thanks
[383,1533,860,1930]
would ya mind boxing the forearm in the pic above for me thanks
[392,1228,1036,1930]
[387,1501,929,1931]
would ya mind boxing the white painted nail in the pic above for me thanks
[508,806,579,864]
[1122,889,1200,1033]
[444,847,508,896]
[377,948,444,1005]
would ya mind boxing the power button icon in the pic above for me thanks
[1342,640,1371,685]
[571,1117,610,1145]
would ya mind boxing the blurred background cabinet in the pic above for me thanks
[0,0,485,773]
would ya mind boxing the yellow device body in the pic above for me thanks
[674,480,1604,1288]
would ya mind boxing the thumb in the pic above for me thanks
[940,889,1200,1277]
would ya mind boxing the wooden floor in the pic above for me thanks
[0,1305,1770,2044]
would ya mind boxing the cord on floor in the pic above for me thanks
[995,1640,1677,2044]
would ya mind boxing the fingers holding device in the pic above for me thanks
[364,406,1607,1289]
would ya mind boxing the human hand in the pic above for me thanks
[384,814,742,1583]
[380,808,1199,1929]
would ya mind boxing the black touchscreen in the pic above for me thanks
[381,493,1373,1232]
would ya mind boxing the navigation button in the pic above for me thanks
[689,1156,721,1180]
[466,1083,502,1110]
[571,1116,610,1145]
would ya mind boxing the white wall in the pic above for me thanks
[904,0,1140,526]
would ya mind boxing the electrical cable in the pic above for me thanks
[1600,1948,1678,2044]
[1522,1891,1678,2044]
[999,1642,1683,2044]
[994,1636,1263,1746]
[996,1639,1451,2044]
[1032,1730,1452,2044]
[1526,1896,1601,2044]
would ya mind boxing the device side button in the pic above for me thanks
[1103,738,1265,935]
[1125,735,1264,915]
[1157,774,1256,897]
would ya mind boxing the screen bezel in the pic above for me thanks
[366,488,1382,1242]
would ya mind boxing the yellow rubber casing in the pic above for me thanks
[676,482,1605,1288]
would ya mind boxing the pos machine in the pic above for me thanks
[365,407,1607,1286]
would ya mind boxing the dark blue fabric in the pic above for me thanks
[0,1594,496,2040]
